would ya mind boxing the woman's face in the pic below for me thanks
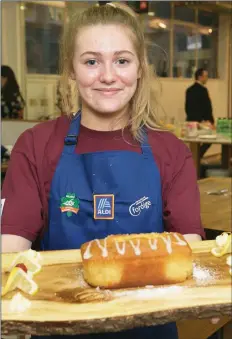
[73,24,140,115]
[1,76,7,88]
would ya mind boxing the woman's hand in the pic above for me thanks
[183,234,202,243]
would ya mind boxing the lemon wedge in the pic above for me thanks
[2,266,38,297]
[211,233,231,257]
[8,249,42,276]
[226,255,232,276]
[226,255,232,266]
[211,247,224,257]
[215,232,230,247]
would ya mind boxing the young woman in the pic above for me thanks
[1,65,25,119]
[2,3,205,338]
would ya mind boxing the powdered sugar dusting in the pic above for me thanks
[76,267,90,288]
[113,285,184,299]
[134,285,183,299]
[193,263,216,285]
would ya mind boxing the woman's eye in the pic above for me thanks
[117,59,129,65]
[86,59,97,66]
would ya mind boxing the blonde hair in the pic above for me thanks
[60,2,162,141]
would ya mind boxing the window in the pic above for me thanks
[144,2,172,77]
[149,2,171,19]
[145,2,219,78]
[174,5,195,23]
[198,10,219,27]
[173,24,198,78]
[23,1,219,78]
[145,25,171,77]
[24,2,65,74]
[197,11,219,78]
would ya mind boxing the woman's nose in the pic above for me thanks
[99,63,117,84]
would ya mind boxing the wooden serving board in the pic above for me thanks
[2,240,232,336]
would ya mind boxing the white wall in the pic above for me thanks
[1,120,39,146]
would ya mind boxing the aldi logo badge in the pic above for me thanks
[94,194,114,220]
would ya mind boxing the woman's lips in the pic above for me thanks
[94,88,122,96]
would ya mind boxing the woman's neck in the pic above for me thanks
[80,103,129,131]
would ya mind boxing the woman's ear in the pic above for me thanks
[137,67,142,79]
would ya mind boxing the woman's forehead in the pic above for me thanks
[75,24,136,55]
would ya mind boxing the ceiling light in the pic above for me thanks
[159,22,167,29]
[20,5,25,10]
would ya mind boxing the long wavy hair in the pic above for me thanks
[1,65,25,105]
[59,2,162,141]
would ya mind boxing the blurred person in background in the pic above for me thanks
[1,65,25,119]
[1,145,10,162]
[185,68,215,157]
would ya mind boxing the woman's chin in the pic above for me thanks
[90,103,125,115]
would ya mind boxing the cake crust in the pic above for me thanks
[80,232,193,289]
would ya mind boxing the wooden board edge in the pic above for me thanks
[2,302,231,336]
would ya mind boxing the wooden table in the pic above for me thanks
[181,136,231,178]
[198,177,231,233]
[177,177,232,339]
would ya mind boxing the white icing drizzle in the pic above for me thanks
[84,233,187,259]
[173,233,187,246]
[83,241,93,259]
[161,235,172,254]
[115,241,126,255]
[95,239,108,257]
[129,239,141,256]
[148,238,158,250]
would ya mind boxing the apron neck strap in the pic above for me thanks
[140,128,153,157]
[63,112,81,154]
[63,113,153,158]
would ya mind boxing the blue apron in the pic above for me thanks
[38,113,178,339]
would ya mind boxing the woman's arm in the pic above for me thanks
[1,131,44,253]
[2,235,32,253]
[163,139,205,239]
[183,234,202,243]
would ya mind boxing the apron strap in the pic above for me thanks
[140,128,154,158]
[63,114,153,158]
[63,112,81,154]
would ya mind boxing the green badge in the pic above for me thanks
[60,193,79,217]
